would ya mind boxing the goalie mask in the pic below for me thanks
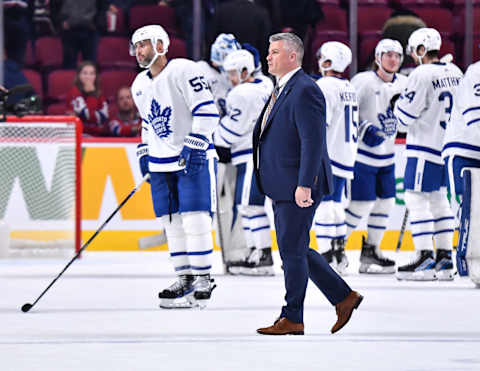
[316,41,352,76]
[375,38,403,75]
[210,33,241,69]
[223,49,255,85]
[407,27,441,64]
[130,25,170,69]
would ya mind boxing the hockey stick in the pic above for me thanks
[138,232,167,249]
[396,208,409,252]
[21,174,151,313]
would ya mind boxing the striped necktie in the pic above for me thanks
[260,84,280,133]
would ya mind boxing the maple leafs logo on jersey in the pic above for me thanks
[377,107,397,137]
[147,99,172,138]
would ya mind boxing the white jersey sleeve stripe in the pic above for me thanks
[192,100,215,114]
[396,106,419,119]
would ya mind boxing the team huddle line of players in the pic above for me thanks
[129,24,480,309]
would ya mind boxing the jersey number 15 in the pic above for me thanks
[344,105,359,143]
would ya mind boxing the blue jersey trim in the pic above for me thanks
[192,100,215,115]
[190,265,212,270]
[251,225,270,232]
[188,249,213,256]
[443,142,480,153]
[357,148,395,160]
[398,117,409,127]
[220,122,242,137]
[466,118,480,126]
[149,155,180,164]
[193,113,220,118]
[232,148,253,158]
[433,228,454,235]
[370,213,388,218]
[406,144,441,157]
[220,133,232,145]
[331,159,354,172]
[462,106,480,115]
[315,222,346,227]
[397,106,419,119]
[170,251,187,257]
[249,213,268,219]
[345,208,361,219]
[367,224,386,230]
[174,265,191,271]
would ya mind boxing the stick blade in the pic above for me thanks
[21,303,33,312]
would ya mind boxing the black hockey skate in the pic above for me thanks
[225,248,254,275]
[435,249,455,281]
[396,250,437,281]
[359,236,395,274]
[241,247,275,276]
[333,238,349,275]
[193,274,217,308]
[158,274,196,309]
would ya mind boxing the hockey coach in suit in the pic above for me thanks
[253,33,363,335]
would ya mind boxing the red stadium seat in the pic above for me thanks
[97,37,136,69]
[99,70,137,102]
[129,5,181,37]
[409,7,453,34]
[166,37,188,59]
[35,37,63,70]
[22,69,43,99]
[46,102,68,115]
[358,32,383,70]
[315,6,348,33]
[358,5,392,33]
[46,69,75,102]
[24,41,36,68]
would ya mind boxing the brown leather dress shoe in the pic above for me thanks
[331,290,363,334]
[257,317,304,335]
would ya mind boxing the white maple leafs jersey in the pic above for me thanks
[351,71,407,167]
[213,77,273,165]
[131,58,220,172]
[196,60,231,118]
[443,61,480,161]
[316,76,359,179]
[394,62,463,164]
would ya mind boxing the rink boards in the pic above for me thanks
[3,138,457,251]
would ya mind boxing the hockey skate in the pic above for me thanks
[225,248,253,275]
[359,236,395,274]
[435,249,455,281]
[192,274,217,309]
[333,238,349,275]
[241,247,275,276]
[158,274,197,309]
[396,250,437,281]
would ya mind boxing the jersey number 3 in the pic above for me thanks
[438,91,453,129]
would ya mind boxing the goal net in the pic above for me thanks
[0,116,82,258]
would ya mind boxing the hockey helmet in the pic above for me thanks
[130,25,170,69]
[316,41,352,75]
[407,27,442,62]
[223,49,255,82]
[375,38,404,65]
[210,33,242,67]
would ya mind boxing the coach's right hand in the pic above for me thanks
[136,143,150,183]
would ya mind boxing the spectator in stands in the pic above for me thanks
[2,50,36,107]
[55,0,108,68]
[107,86,142,137]
[209,0,271,72]
[66,61,109,136]
[3,0,34,66]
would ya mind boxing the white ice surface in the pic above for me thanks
[1,250,480,371]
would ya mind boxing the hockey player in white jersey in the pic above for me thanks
[197,33,241,117]
[313,41,358,275]
[442,60,480,286]
[130,25,219,308]
[213,49,274,275]
[348,39,407,274]
[394,28,463,281]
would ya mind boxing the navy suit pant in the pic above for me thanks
[273,200,351,323]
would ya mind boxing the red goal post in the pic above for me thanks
[0,116,82,257]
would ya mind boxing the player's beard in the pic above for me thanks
[138,54,153,68]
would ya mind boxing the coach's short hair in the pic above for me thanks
[269,33,304,64]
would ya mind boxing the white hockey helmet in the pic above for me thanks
[407,27,442,63]
[210,33,242,67]
[317,41,352,75]
[223,49,255,82]
[375,38,404,64]
[129,25,170,69]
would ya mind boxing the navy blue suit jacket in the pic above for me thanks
[253,69,333,202]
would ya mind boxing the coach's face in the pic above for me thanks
[267,40,297,78]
